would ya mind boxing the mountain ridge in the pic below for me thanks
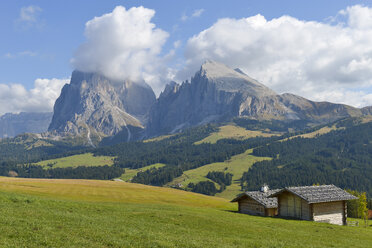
[4,60,372,143]
[146,60,367,137]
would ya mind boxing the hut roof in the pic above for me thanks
[231,189,280,208]
[269,185,357,204]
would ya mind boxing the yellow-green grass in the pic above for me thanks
[33,153,115,169]
[120,163,166,182]
[281,124,343,142]
[143,134,176,143]
[195,124,278,144]
[0,177,230,209]
[0,177,371,247]
[26,139,54,150]
[168,149,271,199]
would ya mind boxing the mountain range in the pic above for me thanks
[4,60,372,143]
[0,112,52,138]
[147,60,372,136]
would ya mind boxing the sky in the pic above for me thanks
[1,0,372,115]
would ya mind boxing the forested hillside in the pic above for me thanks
[95,125,279,186]
[241,119,372,196]
[1,117,372,198]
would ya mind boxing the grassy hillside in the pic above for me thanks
[194,124,278,144]
[280,124,342,141]
[0,177,228,208]
[168,149,271,199]
[0,177,371,247]
[33,153,114,169]
[120,163,166,181]
[143,134,176,143]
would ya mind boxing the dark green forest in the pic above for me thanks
[121,126,278,186]
[241,121,372,196]
[187,171,233,195]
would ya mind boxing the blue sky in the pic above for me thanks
[1,0,372,114]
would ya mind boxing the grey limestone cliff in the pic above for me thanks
[147,61,365,136]
[48,70,156,143]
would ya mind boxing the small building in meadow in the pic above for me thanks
[231,185,279,217]
[269,185,357,225]
[368,210,372,220]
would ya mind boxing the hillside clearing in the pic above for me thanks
[194,125,278,144]
[0,177,371,247]
[168,149,271,199]
[143,134,176,143]
[120,163,166,182]
[33,153,115,169]
[281,124,343,142]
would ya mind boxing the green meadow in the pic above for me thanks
[169,149,271,199]
[0,177,371,247]
[194,124,278,145]
[33,153,115,169]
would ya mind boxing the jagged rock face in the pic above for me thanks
[147,61,364,136]
[0,112,53,138]
[48,71,156,141]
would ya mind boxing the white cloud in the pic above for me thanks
[192,9,205,18]
[16,5,44,29]
[181,5,372,107]
[0,78,69,115]
[20,5,42,22]
[71,6,170,95]
[181,8,205,21]
[4,51,37,59]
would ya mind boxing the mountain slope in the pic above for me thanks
[48,70,156,143]
[147,60,365,136]
[0,112,53,138]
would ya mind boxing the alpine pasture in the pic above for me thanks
[0,177,371,248]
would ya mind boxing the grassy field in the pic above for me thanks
[281,124,342,142]
[0,177,371,247]
[33,153,115,169]
[168,149,271,199]
[194,125,278,144]
[143,134,176,143]
[120,163,166,182]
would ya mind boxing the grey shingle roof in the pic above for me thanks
[231,189,280,208]
[269,185,358,204]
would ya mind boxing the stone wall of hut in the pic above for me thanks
[312,201,345,225]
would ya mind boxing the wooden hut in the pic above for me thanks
[368,210,372,220]
[231,185,279,217]
[269,185,357,225]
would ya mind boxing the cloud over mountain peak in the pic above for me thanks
[71,6,169,94]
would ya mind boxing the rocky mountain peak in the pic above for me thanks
[196,60,276,96]
[48,70,156,144]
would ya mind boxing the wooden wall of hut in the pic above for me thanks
[238,197,265,216]
[278,192,311,220]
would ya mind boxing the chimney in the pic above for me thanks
[261,184,269,193]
